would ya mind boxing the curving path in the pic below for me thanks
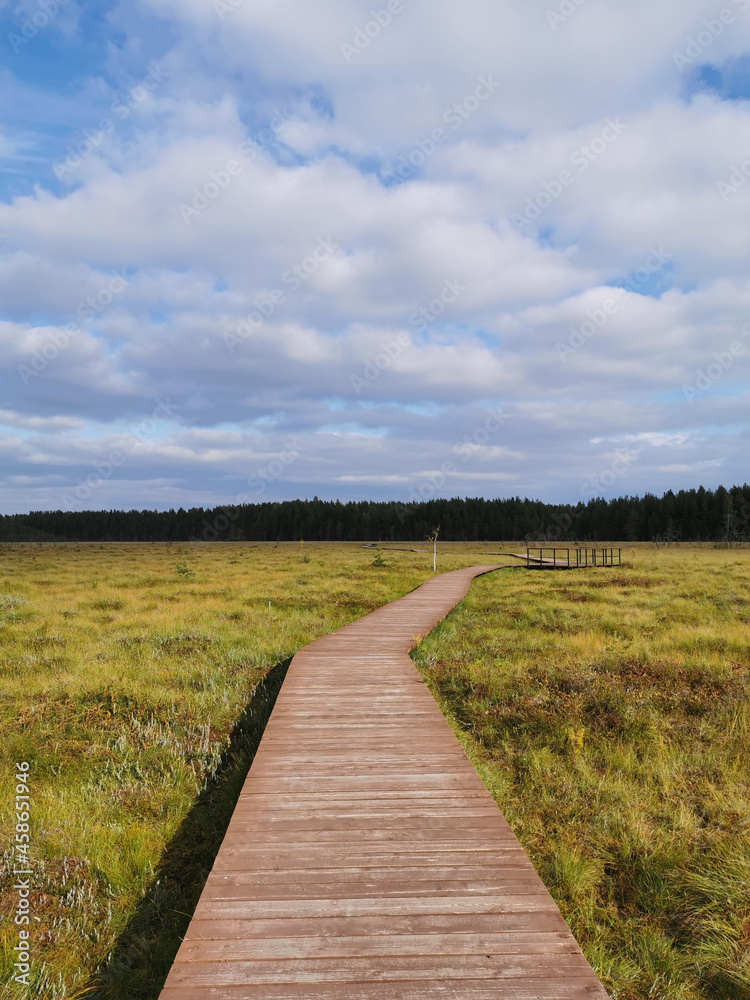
[159,565,610,1000]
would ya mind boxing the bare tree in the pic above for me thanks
[427,526,440,572]
[725,496,736,548]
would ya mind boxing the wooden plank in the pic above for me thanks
[191,894,569,921]
[231,791,494,804]
[182,912,567,940]
[165,951,594,985]
[178,931,580,962]
[215,828,518,846]
[212,849,528,869]
[159,980,610,1000]
[205,865,543,885]
[158,565,610,1000]
[200,879,547,902]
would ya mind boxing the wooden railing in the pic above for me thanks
[526,547,622,568]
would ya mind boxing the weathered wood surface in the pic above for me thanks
[159,566,610,999]
[505,553,580,568]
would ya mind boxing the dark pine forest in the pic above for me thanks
[1,485,748,544]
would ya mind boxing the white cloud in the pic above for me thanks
[1,0,750,511]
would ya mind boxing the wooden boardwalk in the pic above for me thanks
[159,566,610,1000]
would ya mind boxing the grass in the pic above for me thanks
[411,546,750,1000]
[0,539,495,999]
[2,541,748,999]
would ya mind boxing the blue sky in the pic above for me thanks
[1,0,750,514]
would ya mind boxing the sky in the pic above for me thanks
[1,0,750,514]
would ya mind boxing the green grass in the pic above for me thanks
[0,539,495,999]
[411,546,750,1000]
[3,542,749,999]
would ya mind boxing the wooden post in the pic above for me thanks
[426,526,440,573]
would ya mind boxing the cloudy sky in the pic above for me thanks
[1,0,749,514]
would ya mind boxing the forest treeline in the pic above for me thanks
[1,485,748,544]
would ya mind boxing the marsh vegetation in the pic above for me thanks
[413,547,750,1000]
[1,542,747,999]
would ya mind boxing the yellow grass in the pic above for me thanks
[412,545,750,1000]
[2,542,748,999]
[0,540,492,998]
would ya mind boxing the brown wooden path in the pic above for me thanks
[159,566,610,1000]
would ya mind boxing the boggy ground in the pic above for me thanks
[411,545,750,1000]
[0,540,492,999]
[2,542,748,999]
